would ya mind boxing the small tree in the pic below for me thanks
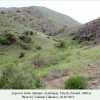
[56,40,66,48]
[30,31,34,35]
[1,11,6,14]
[36,46,41,50]
[19,52,25,58]
[5,31,16,44]
[19,36,32,43]
[0,38,10,45]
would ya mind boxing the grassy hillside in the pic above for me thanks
[0,6,81,36]
[0,6,66,35]
[0,12,57,89]
[0,6,100,89]
[0,13,30,34]
[53,25,81,39]
[38,7,81,27]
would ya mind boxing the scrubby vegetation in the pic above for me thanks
[0,6,100,89]
[23,31,34,36]
[19,52,25,58]
[5,31,17,44]
[19,35,32,43]
[64,76,88,89]
[0,64,44,89]
[36,46,41,50]
[55,40,66,48]
[0,37,9,45]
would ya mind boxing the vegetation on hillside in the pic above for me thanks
[64,75,88,89]
[0,6,100,89]
[73,17,100,45]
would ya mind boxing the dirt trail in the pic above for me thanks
[45,76,70,89]
[44,74,100,89]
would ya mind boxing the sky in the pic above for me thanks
[0,1,100,24]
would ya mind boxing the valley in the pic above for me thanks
[0,6,100,89]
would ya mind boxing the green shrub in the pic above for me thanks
[0,37,10,45]
[64,25,67,28]
[0,64,18,89]
[55,40,66,48]
[29,31,34,35]
[0,52,5,55]
[53,38,56,41]
[23,31,34,36]
[29,19,33,21]
[0,64,44,89]
[5,31,16,44]
[48,33,52,36]
[19,52,25,58]
[47,36,50,39]
[24,37,32,43]
[19,36,32,43]
[64,75,88,89]
[1,11,6,14]
[23,31,29,36]
[36,46,41,50]
[34,76,43,88]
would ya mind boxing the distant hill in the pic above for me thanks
[0,6,81,35]
[54,26,80,39]
[0,7,17,11]
[0,7,6,10]
[38,7,81,27]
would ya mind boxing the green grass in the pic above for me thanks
[1,38,100,75]
[0,6,99,89]
[32,44,100,78]
[0,13,100,89]
[1,36,100,89]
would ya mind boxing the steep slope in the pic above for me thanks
[37,7,81,27]
[0,13,56,50]
[54,26,81,39]
[0,13,57,89]
[0,13,30,34]
[0,6,81,35]
[0,6,66,35]
[74,17,100,44]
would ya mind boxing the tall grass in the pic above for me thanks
[0,64,44,89]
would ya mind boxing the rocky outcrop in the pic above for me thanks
[75,17,100,44]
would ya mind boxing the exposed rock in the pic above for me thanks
[75,17,100,44]
[91,81,97,85]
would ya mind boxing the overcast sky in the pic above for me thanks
[0,1,100,24]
